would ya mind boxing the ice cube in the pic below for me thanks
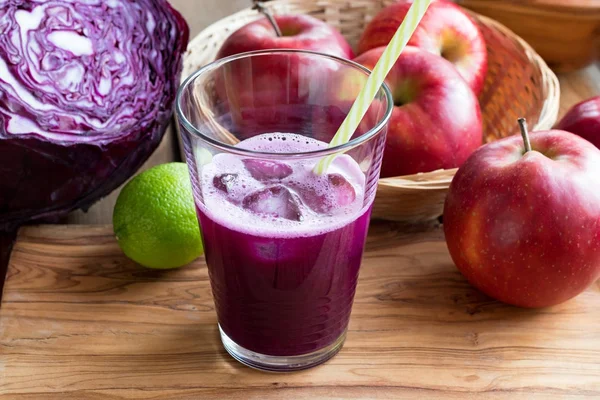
[328,173,356,206]
[291,174,356,215]
[243,159,293,181]
[213,173,238,193]
[293,186,330,214]
[242,185,302,221]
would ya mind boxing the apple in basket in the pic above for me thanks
[214,13,354,139]
[216,14,353,60]
[357,0,488,95]
[556,96,600,149]
[353,46,482,177]
[444,120,600,308]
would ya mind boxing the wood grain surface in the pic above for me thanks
[65,0,600,225]
[1,224,599,399]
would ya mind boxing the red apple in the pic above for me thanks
[444,125,600,308]
[357,1,488,94]
[213,14,353,139]
[556,96,600,148]
[216,14,353,60]
[353,46,482,177]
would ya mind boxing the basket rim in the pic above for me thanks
[180,0,561,188]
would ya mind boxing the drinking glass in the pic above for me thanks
[177,49,392,371]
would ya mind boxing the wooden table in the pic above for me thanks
[2,223,599,399]
[66,0,600,225]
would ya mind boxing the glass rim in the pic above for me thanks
[176,49,393,159]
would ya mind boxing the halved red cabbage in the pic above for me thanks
[0,0,189,230]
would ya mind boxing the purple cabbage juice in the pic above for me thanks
[196,133,372,356]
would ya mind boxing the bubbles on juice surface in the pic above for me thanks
[236,132,324,153]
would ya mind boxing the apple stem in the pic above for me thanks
[253,2,283,37]
[518,118,532,153]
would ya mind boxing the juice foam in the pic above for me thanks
[199,133,366,237]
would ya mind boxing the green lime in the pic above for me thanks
[113,162,203,269]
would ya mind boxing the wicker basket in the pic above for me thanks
[180,0,560,223]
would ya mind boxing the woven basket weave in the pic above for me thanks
[180,0,560,223]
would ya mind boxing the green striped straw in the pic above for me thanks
[314,0,433,174]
